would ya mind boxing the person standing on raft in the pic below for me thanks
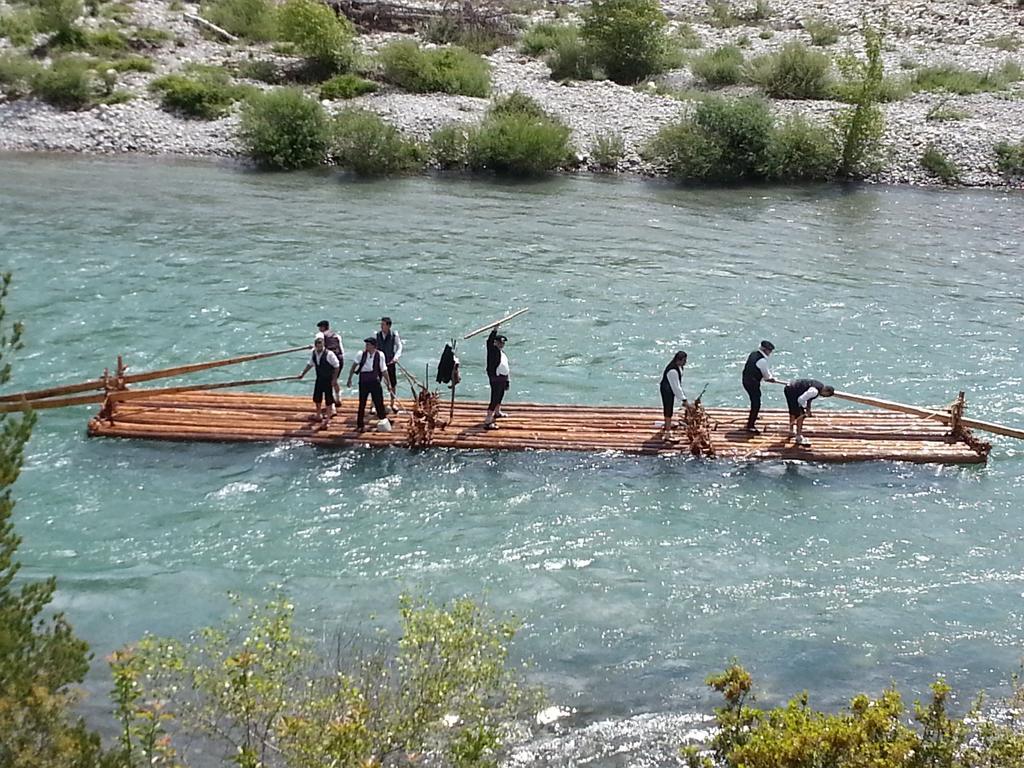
[484,327,510,430]
[298,333,341,426]
[375,316,403,413]
[742,340,778,434]
[316,320,344,413]
[784,378,835,447]
[347,337,389,433]
[660,351,688,440]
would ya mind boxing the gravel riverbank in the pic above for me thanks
[2,0,1023,186]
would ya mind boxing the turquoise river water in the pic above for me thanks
[2,154,1024,760]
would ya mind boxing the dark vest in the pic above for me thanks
[375,331,397,362]
[322,330,342,358]
[356,350,383,382]
[660,362,684,395]
[743,350,766,387]
[789,379,824,398]
[311,351,336,383]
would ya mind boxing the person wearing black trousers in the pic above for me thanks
[346,337,389,432]
[484,327,510,429]
[659,351,688,440]
[742,340,778,434]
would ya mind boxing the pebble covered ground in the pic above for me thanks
[1,0,1023,184]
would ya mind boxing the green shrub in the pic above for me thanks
[911,61,1022,95]
[804,16,839,46]
[582,0,670,84]
[239,87,331,169]
[590,130,625,169]
[98,1,132,22]
[984,34,1021,52]
[467,92,573,175]
[378,40,490,97]
[747,41,832,99]
[691,44,744,86]
[202,0,277,40]
[520,20,577,55]
[760,115,837,180]
[0,52,42,98]
[994,140,1024,177]
[707,0,739,28]
[129,25,173,46]
[277,0,355,74]
[920,143,959,183]
[423,15,511,54]
[104,55,154,72]
[547,32,597,80]
[833,26,885,177]
[332,109,424,175]
[674,22,702,49]
[34,0,83,45]
[0,8,38,46]
[643,95,773,181]
[429,123,471,169]
[31,57,96,108]
[235,58,280,83]
[925,101,969,122]
[150,69,254,119]
[320,72,377,99]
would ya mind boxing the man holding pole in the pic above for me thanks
[298,334,341,426]
[316,320,344,414]
[484,327,510,429]
[375,316,404,413]
[742,340,778,434]
[784,378,835,447]
[347,337,390,433]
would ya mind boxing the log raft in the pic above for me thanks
[86,391,989,464]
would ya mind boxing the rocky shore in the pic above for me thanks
[2,0,1023,186]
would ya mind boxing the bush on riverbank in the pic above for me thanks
[582,0,670,84]
[202,0,277,41]
[378,40,490,97]
[761,115,838,181]
[150,67,255,119]
[684,664,1024,768]
[0,51,42,98]
[31,57,108,109]
[110,595,539,768]
[994,140,1024,177]
[239,87,331,169]
[833,26,887,177]
[332,109,424,175]
[277,0,355,76]
[911,61,1023,95]
[747,41,832,100]
[520,21,578,56]
[691,44,745,86]
[467,92,574,175]
[921,143,960,184]
[319,72,377,99]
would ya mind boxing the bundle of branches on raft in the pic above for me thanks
[328,0,519,36]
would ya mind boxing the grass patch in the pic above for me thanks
[674,22,702,50]
[422,15,512,55]
[983,34,1020,52]
[520,21,577,56]
[319,72,377,99]
[239,86,331,169]
[0,8,39,46]
[707,0,740,28]
[547,30,597,80]
[994,140,1024,177]
[582,0,671,85]
[429,123,471,169]
[804,16,839,46]
[332,109,424,175]
[691,44,745,86]
[129,25,172,46]
[920,143,960,183]
[747,41,832,100]
[201,0,277,41]
[911,61,1023,95]
[150,68,256,119]
[590,130,624,169]
[925,101,970,122]
[105,54,153,72]
[378,40,490,97]
[235,59,280,83]
[31,57,101,109]
[762,115,838,181]
[0,52,43,98]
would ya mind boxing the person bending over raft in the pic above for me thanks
[660,351,688,441]
[484,327,510,430]
[298,334,341,426]
[347,337,390,433]
[783,378,835,447]
[317,320,345,412]
[742,340,778,434]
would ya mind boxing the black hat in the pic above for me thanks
[761,340,775,351]
[364,337,377,345]
[317,320,329,329]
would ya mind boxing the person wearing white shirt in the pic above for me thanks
[742,340,778,434]
[346,337,389,432]
[659,351,688,440]
[375,316,403,413]
[298,334,341,425]
[783,378,835,447]
[484,327,510,429]
[317,320,345,410]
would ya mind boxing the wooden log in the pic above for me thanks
[0,392,105,412]
[108,376,301,403]
[463,308,529,340]
[182,11,239,41]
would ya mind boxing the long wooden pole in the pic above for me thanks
[0,345,308,404]
[108,376,301,403]
[0,392,106,412]
[463,308,529,340]
[834,390,1024,441]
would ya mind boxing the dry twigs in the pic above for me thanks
[680,399,716,457]
[406,387,441,448]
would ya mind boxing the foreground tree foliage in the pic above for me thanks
[684,664,1024,768]
[0,273,105,768]
[110,595,539,768]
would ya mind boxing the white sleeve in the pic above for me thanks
[668,369,685,400]
[756,357,772,381]
[797,387,819,407]
[327,351,340,369]
[392,332,403,362]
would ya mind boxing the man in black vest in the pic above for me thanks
[742,340,778,434]
[298,334,341,426]
[316,320,344,413]
[375,316,403,413]
[784,378,835,447]
[347,337,389,432]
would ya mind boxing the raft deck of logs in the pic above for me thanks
[84,391,990,464]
